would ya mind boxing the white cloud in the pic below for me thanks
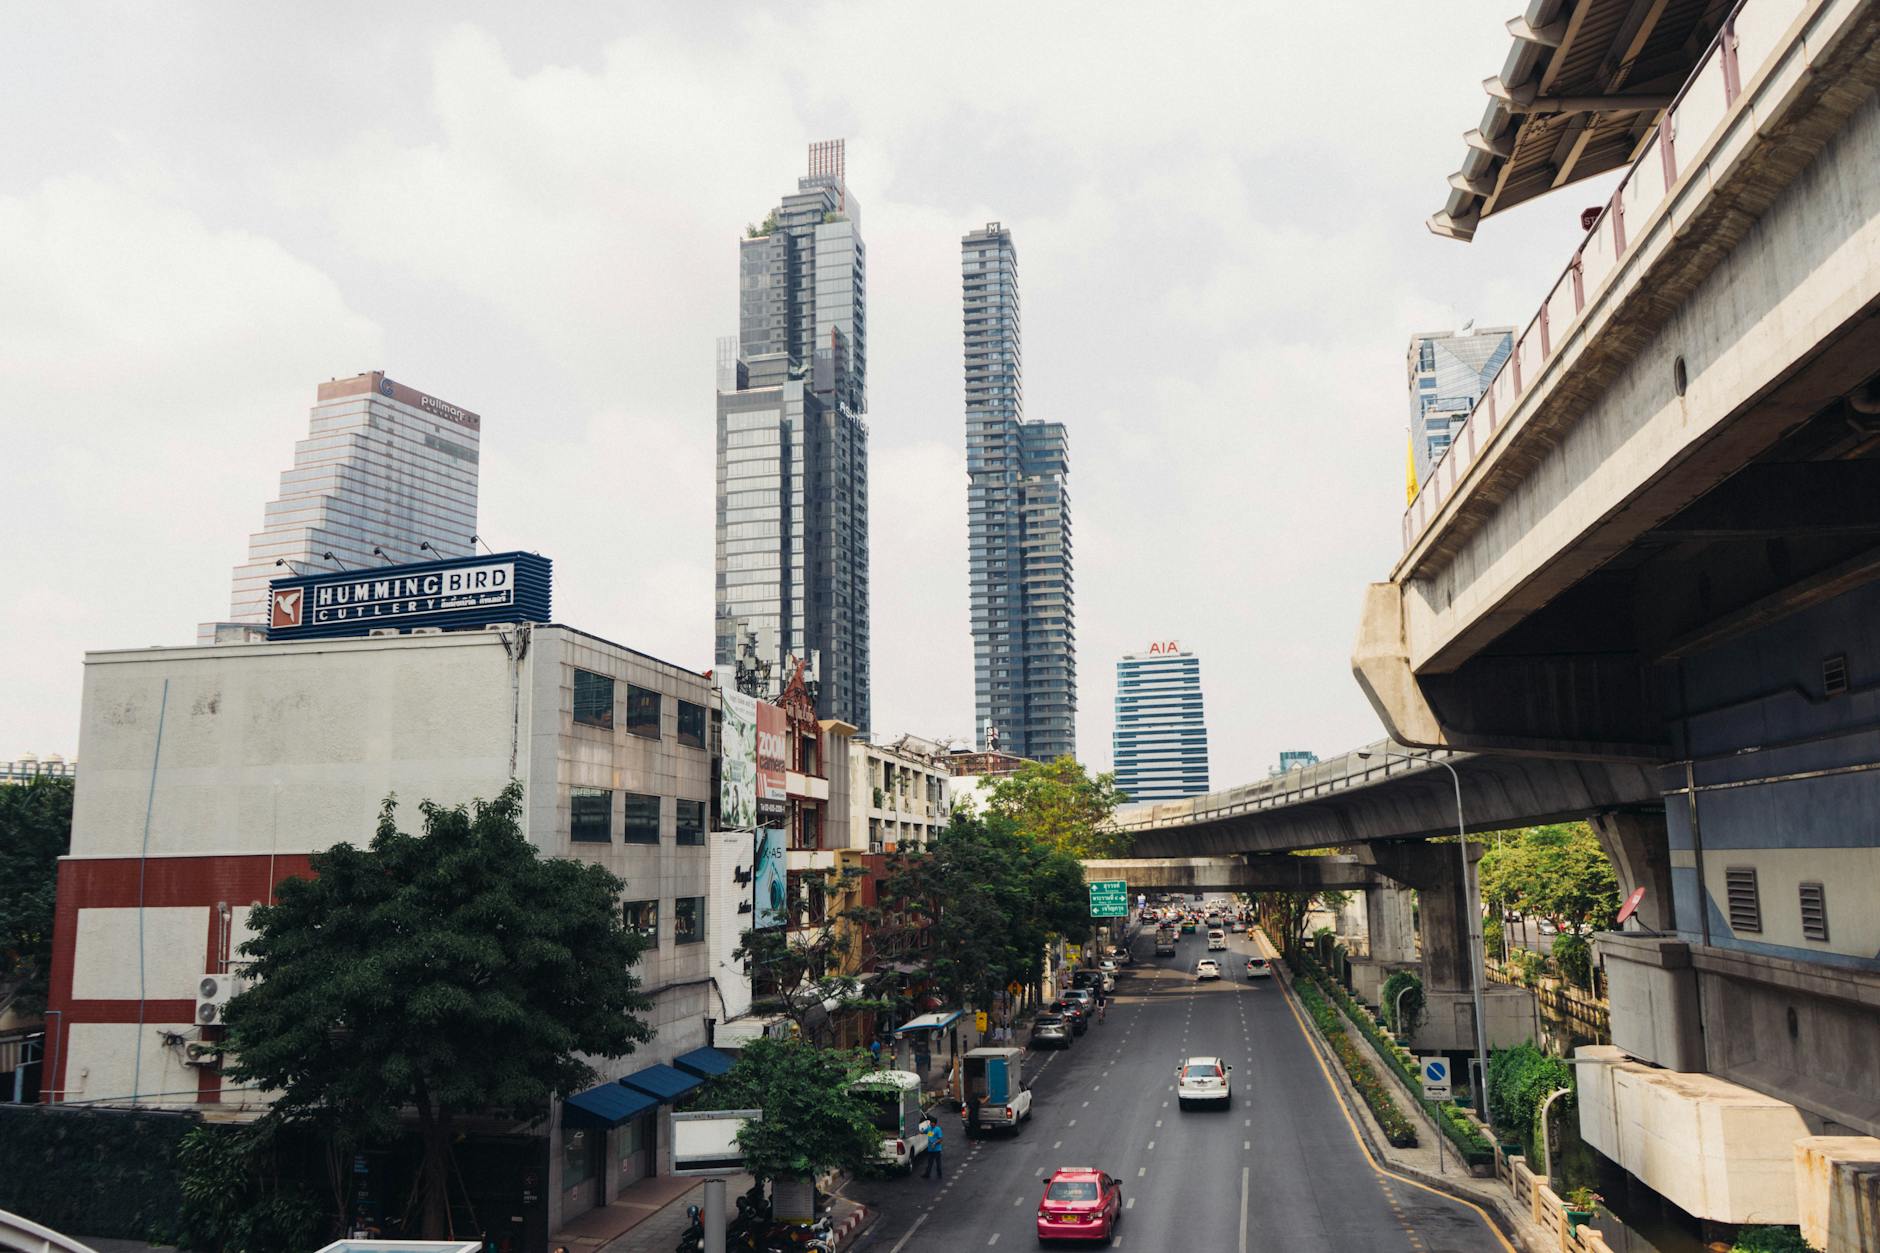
[2,2,1601,785]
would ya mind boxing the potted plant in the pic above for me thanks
[1563,1186,1601,1230]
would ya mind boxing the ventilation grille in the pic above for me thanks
[1799,882,1829,943]
[1725,866,1762,934]
[1823,655,1849,697]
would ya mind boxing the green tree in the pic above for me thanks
[224,784,651,1238]
[736,867,887,1044]
[876,812,1088,1008]
[983,757,1131,859]
[0,776,74,1013]
[1479,821,1621,942]
[692,1037,880,1183]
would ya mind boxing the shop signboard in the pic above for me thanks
[756,700,788,824]
[754,827,787,929]
[266,551,550,640]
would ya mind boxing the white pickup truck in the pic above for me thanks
[852,1069,933,1168]
[961,1046,1032,1135]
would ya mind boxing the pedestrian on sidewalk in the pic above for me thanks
[922,1120,945,1179]
[870,1037,882,1068]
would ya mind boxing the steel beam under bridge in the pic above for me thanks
[1114,739,1659,858]
[1083,855,1385,893]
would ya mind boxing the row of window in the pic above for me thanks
[573,669,707,747]
[623,896,705,945]
[571,789,708,845]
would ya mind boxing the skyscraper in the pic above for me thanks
[963,223,1075,760]
[716,141,870,732]
[204,371,480,640]
[1111,641,1209,803]
[1406,326,1514,485]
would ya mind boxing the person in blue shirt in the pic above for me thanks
[921,1119,945,1179]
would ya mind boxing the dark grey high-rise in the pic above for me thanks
[964,223,1075,760]
[716,140,870,732]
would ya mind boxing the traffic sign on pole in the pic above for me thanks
[1087,880,1128,918]
[1419,1056,1452,1101]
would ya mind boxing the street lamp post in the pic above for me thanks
[1357,745,1492,1119]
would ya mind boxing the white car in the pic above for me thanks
[1206,929,1227,951]
[1244,956,1271,979]
[1195,959,1221,981]
[1176,1056,1232,1109]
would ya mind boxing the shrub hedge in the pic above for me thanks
[1292,975,1418,1147]
[0,1103,195,1241]
[1485,1041,1573,1162]
[1730,1225,1815,1253]
[1296,952,1495,1166]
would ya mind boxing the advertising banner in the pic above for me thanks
[754,827,787,929]
[720,679,757,831]
[266,551,551,641]
[756,700,789,823]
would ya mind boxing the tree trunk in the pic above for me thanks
[414,1094,454,1237]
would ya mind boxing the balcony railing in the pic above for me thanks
[1404,0,1800,551]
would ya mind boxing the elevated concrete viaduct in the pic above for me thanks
[1081,854,1386,893]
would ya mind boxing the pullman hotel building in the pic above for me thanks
[53,485,757,1237]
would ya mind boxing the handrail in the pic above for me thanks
[0,1208,103,1253]
[1403,0,1774,551]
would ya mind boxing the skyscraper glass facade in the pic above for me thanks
[1406,326,1513,484]
[1111,643,1209,802]
[716,141,870,732]
[964,223,1075,760]
[208,371,480,637]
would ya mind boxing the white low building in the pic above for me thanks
[850,734,952,853]
[44,623,746,1234]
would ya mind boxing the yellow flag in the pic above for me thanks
[1405,433,1420,504]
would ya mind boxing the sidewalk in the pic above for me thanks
[548,1170,752,1253]
[1258,935,1552,1253]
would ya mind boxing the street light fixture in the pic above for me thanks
[1355,744,1491,1119]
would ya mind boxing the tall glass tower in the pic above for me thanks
[1406,326,1513,484]
[716,141,870,732]
[203,371,480,641]
[963,223,1075,760]
[1111,642,1209,802]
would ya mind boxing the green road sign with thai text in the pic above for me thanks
[1088,880,1128,917]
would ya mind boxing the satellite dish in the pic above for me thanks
[1616,886,1647,926]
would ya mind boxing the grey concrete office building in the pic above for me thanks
[963,223,1075,760]
[715,140,870,732]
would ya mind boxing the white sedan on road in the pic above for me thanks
[1176,1056,1233,1109]
[1195,958,1221,981]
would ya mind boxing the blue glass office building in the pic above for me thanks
[1406,326,1513,485]
[1112,643,1209,802]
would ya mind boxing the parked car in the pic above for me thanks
[1036,1167,1123,1243]
[1052,997,1090,1035]
[1106,944,1134,967]
[1195,959,1221,981]
[1030,1013,1072,1049]
[1244,956,1270,979]
[1175,1056,1232,1110]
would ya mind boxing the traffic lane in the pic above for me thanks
[846,954,1164,1250]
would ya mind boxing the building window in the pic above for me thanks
[561,1125,594,1189]
[626,685,661,739]
[623,792,661,844]
[677,700,707,749]
[624,898,659,942]
[674,896,704,944]
[676,799,706,846]
[570,787,612,843]
[573,670,614,729]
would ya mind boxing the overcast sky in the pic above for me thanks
[1,3,1607,781]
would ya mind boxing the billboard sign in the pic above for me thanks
[756,701,789,823]
[265,551,550,641]
[754,827,787,929]
[670,1108,762,1176]
[719,679,757,830]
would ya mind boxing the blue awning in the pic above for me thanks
[620,1062,703,1103]
[563,1079,657,1129]
[894,1009,963,1034]
[673,1046,736,1079]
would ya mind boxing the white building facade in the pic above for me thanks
[850,736,952,853]
[45,624,734,1233]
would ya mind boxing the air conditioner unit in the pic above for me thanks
[183,1040,224,1067]
[196,971,244,1026]
[370,628,400,637]
[411,627,444,636]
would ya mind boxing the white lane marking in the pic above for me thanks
[1053,1140,1062,1149]
[1014,1195,1023,1206]
[1137,1167,1146,1177]
[988,1236,1000,1246]
[1244,1119,1251,1126]
[1125,1197,1136,1210]
[1238,1165,1250,1253]
[889,1212,930,1253]
[1082,1100,1090,1108]
[1244,1139,1251,1150]
[1161,1100,1168,1108]
[1068,1119,1077,1127]
[1146,1140,1155,1150]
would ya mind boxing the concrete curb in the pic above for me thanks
[1267,949,1539,1253]
[832,1203,873,1249]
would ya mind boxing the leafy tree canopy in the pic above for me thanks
[983,757,1131,859]
[224,783,651,1236]
[876,812,1088,1007]
[0,776,74,1013]
[735,867,888,1044]
[1478,822,1620,937]
[692,1037,881,1181]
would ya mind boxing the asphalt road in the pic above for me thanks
[847,929,1510,1252]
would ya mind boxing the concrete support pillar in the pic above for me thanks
[1589,809,1674,933]
[1364,883,1418,964]
[1365,840,1474,994]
